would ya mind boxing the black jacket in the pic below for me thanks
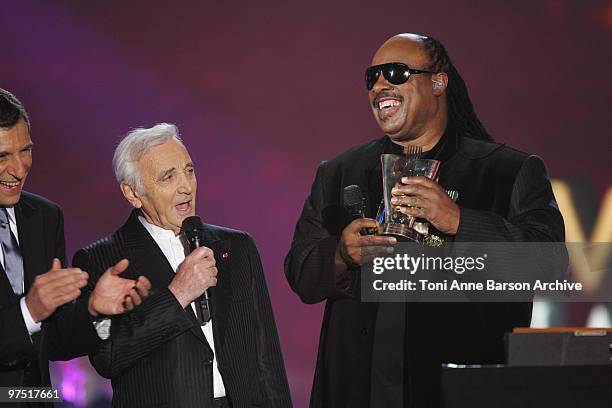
[50,210,292,408]
[0,191,66,406]
[285,131,565,408]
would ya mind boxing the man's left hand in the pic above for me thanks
[87,259,152,317]
[391,176,460,235]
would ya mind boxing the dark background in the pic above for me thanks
[2,1,611,406]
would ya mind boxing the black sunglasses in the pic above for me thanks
[365,62,435,90]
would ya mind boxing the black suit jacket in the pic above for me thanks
[0,192,66,395]
[284,131,565,408]
[51,210,291,408]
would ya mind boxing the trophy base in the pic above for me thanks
[380,223,423,243]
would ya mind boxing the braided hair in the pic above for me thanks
[421,36,493,141]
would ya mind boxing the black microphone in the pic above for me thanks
[181,216,211,325]
[343,185,375,235]
[344,185,366,219]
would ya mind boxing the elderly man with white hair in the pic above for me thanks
[58,123,292,408]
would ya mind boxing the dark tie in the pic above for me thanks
[0,208,24,295]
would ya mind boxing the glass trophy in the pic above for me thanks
[380,154,441,242]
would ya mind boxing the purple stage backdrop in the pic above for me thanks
[2,1,612,406]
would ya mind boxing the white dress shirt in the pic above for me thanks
[139,216,227,398]
[0,207,41,336]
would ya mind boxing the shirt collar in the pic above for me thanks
[138,215,180,241]
[3,207,17,225]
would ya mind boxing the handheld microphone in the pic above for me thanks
[181,216,211,325]
[344,185,366,219]
[343,185,375,235]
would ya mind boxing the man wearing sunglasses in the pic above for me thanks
[285,33,564,407]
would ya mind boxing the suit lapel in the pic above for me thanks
[0,262,18,306]
[120,210,211,349]
[14,198,47,293]
[362,138,386,218]
[200,226,232,351]
[121,210,176,288]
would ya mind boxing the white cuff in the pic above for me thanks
[93,318,111,340]
[19,297,41,335]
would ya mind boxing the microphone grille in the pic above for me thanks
[343,185,363,207]
[181,216,204,233]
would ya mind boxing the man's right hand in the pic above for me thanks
[168,246,218,308]
[335,218,396,272]
[25,258,88,323]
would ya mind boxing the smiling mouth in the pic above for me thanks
[374,96,403,120]
[0,180,21,191]
[377,98,402,110]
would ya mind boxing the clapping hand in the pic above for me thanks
[87,259,151,317]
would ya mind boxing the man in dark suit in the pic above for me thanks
[66,123,291,407]
[284,34,565,407]
[0,89,151,404]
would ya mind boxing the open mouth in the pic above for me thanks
[175,199,192,213]
[374,96,403,120]
[0,180,21,193]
